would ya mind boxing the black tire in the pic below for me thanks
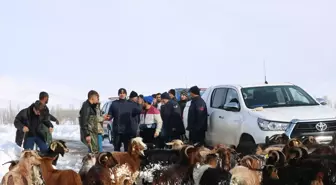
[108,128,113,144]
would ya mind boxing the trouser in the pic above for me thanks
[139,128,156,144]
[189,130,206,146]
[113,133,132,152]
[88,134,103,153]
[24,137,48,153]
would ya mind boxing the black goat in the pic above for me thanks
[140,149,181,184]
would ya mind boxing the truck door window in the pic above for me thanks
[211,88,227,109]
[288,87,310,104]
[224,89,239,105]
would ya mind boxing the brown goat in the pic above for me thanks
[39,140,82,185]
[1,150,42,185]
[110,137,147,184]
[39,157,82,185]
[85,152,120,185]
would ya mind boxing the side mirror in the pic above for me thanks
[223,102,240,112]
[316,98,327,105]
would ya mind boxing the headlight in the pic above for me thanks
[257,118,288,131]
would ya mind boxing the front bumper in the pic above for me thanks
[285,118,336,144]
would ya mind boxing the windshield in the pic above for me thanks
[241,85,319,109]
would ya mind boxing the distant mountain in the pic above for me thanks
[0,76,83,109]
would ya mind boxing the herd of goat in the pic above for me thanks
[1,133,336,185]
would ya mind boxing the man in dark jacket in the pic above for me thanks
[108,88,141,151]
[160,92,185,143]
[39,91,59,145]
[168,89,177,101]
[128,91,141,137]
[178,90,188,116]
[187,86,208,145]
[14,101,53,152]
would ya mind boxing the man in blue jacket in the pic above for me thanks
[108,88,141,151]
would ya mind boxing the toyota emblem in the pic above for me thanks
[315,122,328,132]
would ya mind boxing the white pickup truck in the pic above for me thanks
[183,83,336,146]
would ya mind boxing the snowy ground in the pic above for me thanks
[0,124,114,180]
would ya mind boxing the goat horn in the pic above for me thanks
[97,152,108,164]
[184,145,194,158]
[269,150,280,162]
[291,147,302,159]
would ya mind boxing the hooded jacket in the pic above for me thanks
[14,103,53,146]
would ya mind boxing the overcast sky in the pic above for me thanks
[1,0,335,106]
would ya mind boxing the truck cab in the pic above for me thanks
[183,83,336,146]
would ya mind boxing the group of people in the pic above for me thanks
[79,86,208,153]
[11,86,207,155]
[14,92,59,152]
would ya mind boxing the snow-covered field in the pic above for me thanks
[0,124,82,180]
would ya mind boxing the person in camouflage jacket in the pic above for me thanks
[79,90,109,153]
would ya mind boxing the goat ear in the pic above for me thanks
[166,142,174,146]
[50,142,57,151]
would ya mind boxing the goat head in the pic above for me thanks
[97,152,117,168]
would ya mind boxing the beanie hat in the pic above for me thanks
[139,94,144,99]
[144,96,154,104]
[34,100,45,111]
[181,90,188,96]
[129,91,138,99]
[118,88,127,95]
[161,92,170,100]
[169,89,176,96]
[189,86,200,95]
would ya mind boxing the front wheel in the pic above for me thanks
[108,128,113,144]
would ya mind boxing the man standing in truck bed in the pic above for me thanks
[187,86,208,146]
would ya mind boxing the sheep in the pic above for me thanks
[39,140,82,185]
[229,155,265,185]
[79,153,97,184]
[1,150,43,185]
[110,137,147,184]
[152,145,203,185]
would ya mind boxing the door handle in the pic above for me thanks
[219,116,224,119]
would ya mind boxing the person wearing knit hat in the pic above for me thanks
[143,96,154,104]
[139,96,163,145]
[161,92,170,100]
[129,91,138,103]
[168,89,177,101]
[108,88,142,151]
[178,90,189,115]
[189,86,200,96]
[160,91,186,147]
[187,85,207,146]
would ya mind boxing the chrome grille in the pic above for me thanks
[291,120,336,135]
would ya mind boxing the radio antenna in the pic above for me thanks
[263,60,268,84]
